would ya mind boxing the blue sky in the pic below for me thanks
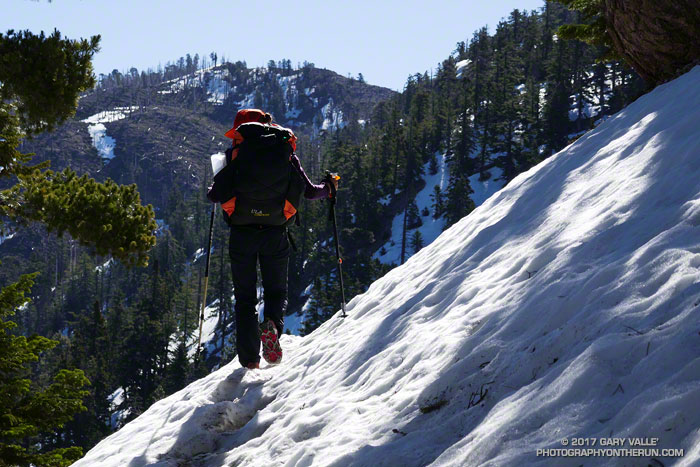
[3,0,546,91]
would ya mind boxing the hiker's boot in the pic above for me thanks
[260,319,282,365]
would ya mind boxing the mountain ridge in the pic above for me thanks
[15,62,396,209]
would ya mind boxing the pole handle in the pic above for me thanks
[325,171,340,199]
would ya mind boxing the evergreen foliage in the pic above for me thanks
[410,230,424,254]
[553,0,614,57]
[0,270,89,467]
[0,30,100,135]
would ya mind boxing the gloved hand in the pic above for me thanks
[325,172,340,193]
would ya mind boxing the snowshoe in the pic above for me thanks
[260,319,282,365]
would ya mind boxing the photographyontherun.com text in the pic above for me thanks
[537,438,684,458]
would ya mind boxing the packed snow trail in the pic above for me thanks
[75,67,700,467]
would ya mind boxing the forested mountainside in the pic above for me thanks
[0,1,648,457]
[302,1,646,330]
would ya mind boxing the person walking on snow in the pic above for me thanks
[207,109,337,369]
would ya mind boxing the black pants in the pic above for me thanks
[229,225,289,366]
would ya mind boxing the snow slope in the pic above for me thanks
[75,67,700,467]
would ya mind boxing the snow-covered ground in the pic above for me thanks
[86,124,116,161]
[373,152,448,265]
[188,300,221,359]
[95,258,113,273]
[108,387,129,428]
[74,67,700,467]
[469,166,503,206]
[282,310,305,336]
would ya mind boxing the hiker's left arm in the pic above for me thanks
[290,153,332,200]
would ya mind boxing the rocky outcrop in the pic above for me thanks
[603,0,700,85]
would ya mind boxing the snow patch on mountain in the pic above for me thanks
[108,387,129,429]
[86,124,116,161]
[205,69,230,105]
[159,68,231,105]
[0,232,15,246]
[82,107,139,124]
[320,98,345,131]
[373,152,448,264]
[235,90,256,109]
[282,310,305,336]
[278,73,301,120]
[95,258,113,273]
[82,107,138,163]
[456,59,471,78]
[189,300,220,358]
[157,66,349,132]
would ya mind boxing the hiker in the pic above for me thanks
[207,109,337,369]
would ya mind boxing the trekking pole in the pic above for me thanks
[325,171,347,318]
[196,151,227,363]
[195,202,216,362]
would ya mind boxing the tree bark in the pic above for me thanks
[604,0,700,85]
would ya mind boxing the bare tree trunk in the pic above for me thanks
[400,195,408,265]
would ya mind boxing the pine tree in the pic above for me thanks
[53,301,112,452]
[491,18,526,182]
[410,231,425,254]
[444,174,475,229]
[405,200,422,230]
[0,271,90,466]
[165,342,189,394]
[214,220,233,364]
[431,185,445,219]
[428,153,439,175]
[542,32,573,156]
